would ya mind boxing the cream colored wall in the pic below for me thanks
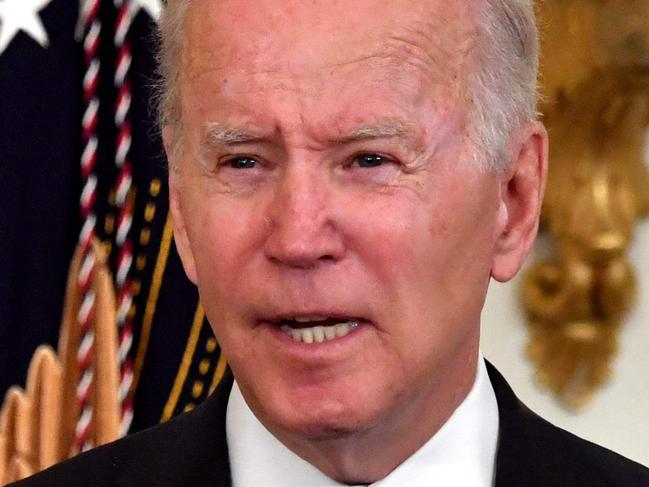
[481,215,649,467]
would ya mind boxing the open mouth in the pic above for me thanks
[271,315,361,344]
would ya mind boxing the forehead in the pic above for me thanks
[179,0,478,144]
[182,0,478,88]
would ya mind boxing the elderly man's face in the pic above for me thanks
[169,0,527,452]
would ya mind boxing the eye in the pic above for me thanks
[354,153,388,168]
[228,156,258,169]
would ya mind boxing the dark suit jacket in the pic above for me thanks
[11,363,649,486]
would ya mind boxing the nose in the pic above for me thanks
[263,166,345,269]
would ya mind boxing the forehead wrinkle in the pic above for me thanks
[383,14,478,89]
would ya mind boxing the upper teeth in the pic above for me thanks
[281,321,359,344]
[294,316,329,322]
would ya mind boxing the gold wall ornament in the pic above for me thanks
[0,241,120,485]
[522,0,649,410]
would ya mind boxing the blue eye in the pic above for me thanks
[355,154,386,168]
[229,157,257,169]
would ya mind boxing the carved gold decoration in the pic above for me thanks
[0,241,120,484]
[523,0,649,410]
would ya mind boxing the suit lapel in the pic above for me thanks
[200,369,234,487]
[487,362,548,487]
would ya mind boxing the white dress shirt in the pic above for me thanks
[226,355,499,487]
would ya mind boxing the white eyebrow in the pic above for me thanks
[332,120,413,144]
[202,122,267,147]
[202,119,414,148]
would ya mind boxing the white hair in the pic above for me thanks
[471,0,540,170]
[156,0,539,171]
[156,0,188,163]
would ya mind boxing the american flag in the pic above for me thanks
[0,0,225,437]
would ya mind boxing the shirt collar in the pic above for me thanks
[226,355,499,487]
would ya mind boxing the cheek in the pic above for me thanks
[184,193,265,300]
[348,176,497,320]
[343,191,451,292]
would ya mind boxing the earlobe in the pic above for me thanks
[491,122,548,282]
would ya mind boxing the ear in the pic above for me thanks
[491,121,548,282]
[163,126,198,285]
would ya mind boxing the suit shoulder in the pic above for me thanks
[487,362,649,486]
[516,401,649,486]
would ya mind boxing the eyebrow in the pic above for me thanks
[330,120,413,145]
[201,119,416,149]
[202,123,268,147]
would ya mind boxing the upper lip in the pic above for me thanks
[259,312,366,323]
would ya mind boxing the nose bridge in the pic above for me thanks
[265,161,342,267]
[279,163,324,226]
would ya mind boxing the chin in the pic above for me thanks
[273,408,370,442]
[260,379,384,441]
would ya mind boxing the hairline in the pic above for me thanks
[156,0,539,173]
